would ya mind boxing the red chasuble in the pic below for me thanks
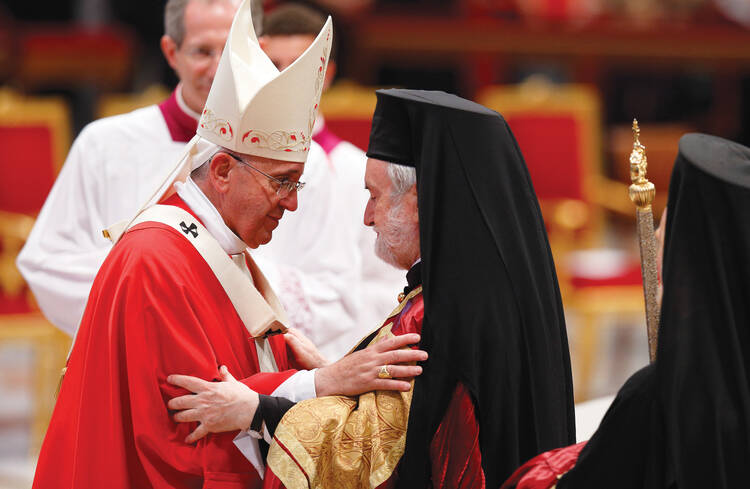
[33,195,297,489]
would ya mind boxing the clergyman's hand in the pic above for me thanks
[167,365,259,443]
[285,327,330,369]
[314,333,427,397]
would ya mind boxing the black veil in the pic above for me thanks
[559,133,750,489]
[367,89,576,489]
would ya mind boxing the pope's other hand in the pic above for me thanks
[285,327,330,369]
[167,365,258,443]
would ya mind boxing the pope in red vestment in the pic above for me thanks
[32,195,297,489]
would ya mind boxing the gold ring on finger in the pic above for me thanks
[378,364,392,379]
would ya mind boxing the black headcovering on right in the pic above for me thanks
[367,89,576,488]
[558,133,750,489]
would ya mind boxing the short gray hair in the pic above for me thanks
[164,0,262,46]
[190,147,225,180]
[386,163,416,198]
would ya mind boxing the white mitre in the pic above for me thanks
[198,0,332,161]
[106,0,332,243]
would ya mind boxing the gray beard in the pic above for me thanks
[373,202,418,270]
[374,232,402,268]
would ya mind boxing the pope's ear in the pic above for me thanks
[208,152,234,193]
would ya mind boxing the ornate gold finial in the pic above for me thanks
[628,119,655,209]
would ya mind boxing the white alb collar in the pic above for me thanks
[176,84,201,121]
[175,176,248,255]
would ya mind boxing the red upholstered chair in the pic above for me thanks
[478,81,648,401]
[319,81,378,151]
[0,88,70,310]
[0,88,72,453]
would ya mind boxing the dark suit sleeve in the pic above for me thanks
[253,395,296,437]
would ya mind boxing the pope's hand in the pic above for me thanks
[285,327,330,369]
[167,365,258,443]
[314,333,427,397]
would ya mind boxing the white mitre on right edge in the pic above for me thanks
[107,0,332,243]
[198,0,332,162]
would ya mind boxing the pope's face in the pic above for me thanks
[364,158,419,270]
[222,154,304,249]
[161,0,237,113]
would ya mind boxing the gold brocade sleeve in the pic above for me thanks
[267,324,414,489]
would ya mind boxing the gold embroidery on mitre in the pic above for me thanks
[199,109,233,140]
[267,324,413,489]
[242,129,308,152]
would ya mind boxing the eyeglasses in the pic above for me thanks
[225,153,305,197]
[181,45,223,64]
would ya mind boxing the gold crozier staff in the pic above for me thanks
[628,119,660,362]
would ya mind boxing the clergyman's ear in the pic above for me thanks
[160,35,179,71]
[209,152,234,194]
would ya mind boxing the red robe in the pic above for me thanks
[33,195,297,489]
[264,289,485,489]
